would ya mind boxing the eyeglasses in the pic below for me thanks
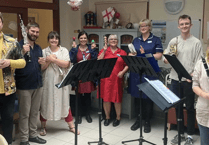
[109,39,117,41]
[179,23,191,26]
[140,25,149,28]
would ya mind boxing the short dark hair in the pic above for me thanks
[27,22,40,30]
[47,31,60,46]
[78,30,89,40]
[0,13,4,23]
[178,14,192,24]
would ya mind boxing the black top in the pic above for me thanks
[15,40,43,90]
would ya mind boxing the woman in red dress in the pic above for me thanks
[69,31,98,124]
[98,34,128,127]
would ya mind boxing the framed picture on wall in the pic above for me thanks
[28,12,39,23]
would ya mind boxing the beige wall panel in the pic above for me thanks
[60,0,82,50]
[28,8,53,49]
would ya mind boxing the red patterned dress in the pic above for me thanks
[98,47,127,103]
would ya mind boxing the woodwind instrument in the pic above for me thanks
[19,15,31,62]
[201,56,209,78]
[169,37,178,55]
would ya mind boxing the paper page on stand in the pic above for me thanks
[144,77,180,104]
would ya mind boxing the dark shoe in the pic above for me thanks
[113,119,120,127]
[86,115,92,123]
[104,119,110,126]
[78,116,82,124]
[20,141,30,145]
[130,120,140,131]
[29,136,46,144]
[144,121,151,133]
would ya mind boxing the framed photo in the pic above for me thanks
[28,12,39,23]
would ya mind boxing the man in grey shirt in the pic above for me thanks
[163,14,203,145]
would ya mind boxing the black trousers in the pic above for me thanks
[135,97,153,122]
[0,93,16,144]
[78,93,91,116]
[170,80,195,135]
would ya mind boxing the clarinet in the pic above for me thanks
[201,56,209,77]
[19,15,31,62]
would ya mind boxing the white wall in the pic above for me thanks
[149,0,206,51]
[60,0,82,50]
[149,0,203,21]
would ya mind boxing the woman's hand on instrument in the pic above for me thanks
[72,41,77,48]
[91,43,96,49]
[46,54,57,62]
[128,52,137,56]
[140,45,145,54]
[103,36,108,51]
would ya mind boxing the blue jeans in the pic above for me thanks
[170,80,195,135]
[198,124,209,145]
[0,93,16,144]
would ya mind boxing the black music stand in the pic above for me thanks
[86,58,117,145]
[121,56,157,145]
[137,80,185,145]
[164,54,192,145]
[56,59,96,145]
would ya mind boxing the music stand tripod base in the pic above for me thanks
[87,58,117,145]
[120,56,157,145]
[88,140,108,145]
[122,138,156,145]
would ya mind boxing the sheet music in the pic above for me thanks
[144,77,180,104]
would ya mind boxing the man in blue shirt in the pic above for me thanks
[15,22,46,145]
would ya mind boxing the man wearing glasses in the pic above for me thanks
[163,15,203,145]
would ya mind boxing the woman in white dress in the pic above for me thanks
[39,31,79,136]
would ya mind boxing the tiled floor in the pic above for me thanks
[12,112,200,145]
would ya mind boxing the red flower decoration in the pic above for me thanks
[115,12,120,19]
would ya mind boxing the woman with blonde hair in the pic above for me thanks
[129,19,163,133]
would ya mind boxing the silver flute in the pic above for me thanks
[19,15,31,62]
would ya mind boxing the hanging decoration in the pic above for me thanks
[67,0,83,11]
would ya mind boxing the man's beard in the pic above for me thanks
[27,33,38,41]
